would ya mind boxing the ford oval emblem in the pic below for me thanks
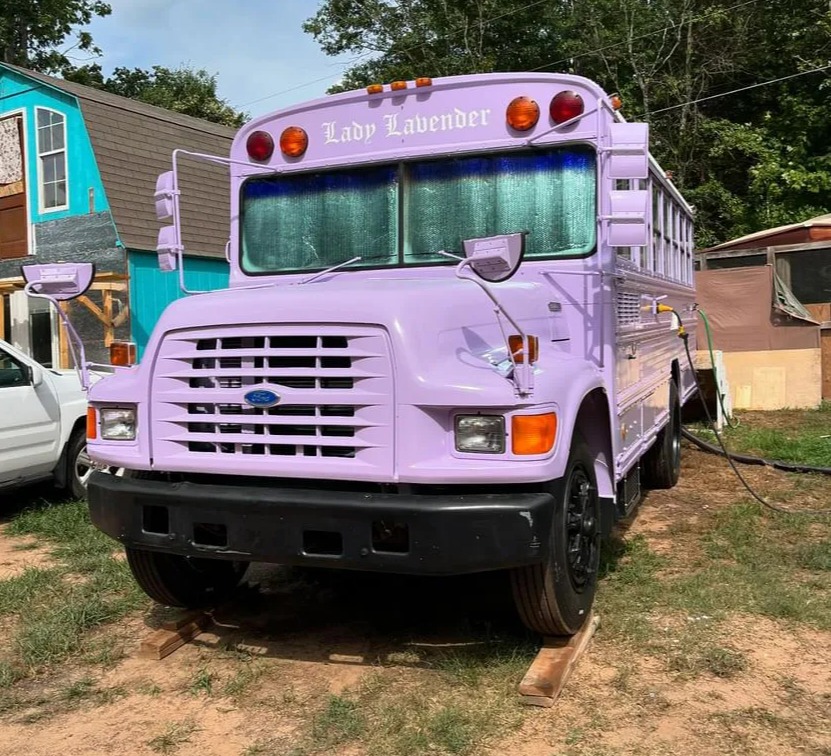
[244,389,280,408]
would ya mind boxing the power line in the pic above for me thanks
[235,0,551,109]
[529,0,763,72]
[640,63,831,118]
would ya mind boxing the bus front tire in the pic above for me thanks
[510,437,600,636]
[125,548,249,608]
[642,379,681,490]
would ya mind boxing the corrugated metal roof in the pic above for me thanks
[2,63,235,257]
[700,213,831,254]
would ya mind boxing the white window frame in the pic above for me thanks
[35,107,68,214]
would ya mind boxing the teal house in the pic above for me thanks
[0,63,234,364]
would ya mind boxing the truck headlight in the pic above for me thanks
[455,415,505,454]
[100,407,136,441]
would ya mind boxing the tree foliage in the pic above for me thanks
[64,64,247,127]
[0,0,110,73]
[304,0,831,246]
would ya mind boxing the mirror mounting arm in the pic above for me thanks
[453,259,534,398]
[23,282,90,391]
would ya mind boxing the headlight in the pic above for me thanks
[455,415,505,454]
[100,407,136,441]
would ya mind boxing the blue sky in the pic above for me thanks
[73,1,356,118]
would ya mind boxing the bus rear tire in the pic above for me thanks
[642,379,681,489]
[125,548,249,608]
[510,437,600,636]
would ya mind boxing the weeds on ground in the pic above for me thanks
[147,720,198,754]
[596,493,831,680]
[0,498,145,685]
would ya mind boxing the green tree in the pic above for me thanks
[304,0,831,247]
[65,64,248,127]
[0,0,110,72]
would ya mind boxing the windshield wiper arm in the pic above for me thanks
[297,256,362,285]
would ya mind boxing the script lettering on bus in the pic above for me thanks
[322,107,492,146]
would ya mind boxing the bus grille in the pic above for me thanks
[151,326,394,479]
[616,292,642,328]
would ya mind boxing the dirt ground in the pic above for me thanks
[0,440,828,756]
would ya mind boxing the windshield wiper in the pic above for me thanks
[297,256,362,285]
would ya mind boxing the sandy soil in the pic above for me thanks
[0,446,828,756]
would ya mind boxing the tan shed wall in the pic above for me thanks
[721,348,822,410]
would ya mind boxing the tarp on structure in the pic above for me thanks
[695,266,820,352]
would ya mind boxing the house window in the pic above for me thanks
[36,109,67,211]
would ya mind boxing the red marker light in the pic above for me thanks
[549,91,584,124]
[246,130,274,161]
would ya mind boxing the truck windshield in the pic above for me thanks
[241,146,596,274]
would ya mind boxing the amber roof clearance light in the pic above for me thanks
[279,126,308,158]
[506,96,540,132]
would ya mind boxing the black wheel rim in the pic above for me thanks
[565,463,598,592]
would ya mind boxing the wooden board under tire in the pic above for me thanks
[139,610,212,660]
[518,613,600,707]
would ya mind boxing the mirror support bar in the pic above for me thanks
[23,282,90,391]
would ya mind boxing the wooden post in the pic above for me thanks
[0,293,5,341]
[58,301,70,369]
[103,289,114,347]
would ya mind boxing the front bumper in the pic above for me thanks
[88,473,557,575]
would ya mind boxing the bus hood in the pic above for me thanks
[147,275,556,401]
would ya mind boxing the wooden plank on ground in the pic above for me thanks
[139,611,212,660]
[518,613,600,708]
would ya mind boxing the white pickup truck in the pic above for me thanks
[0,338,98,498]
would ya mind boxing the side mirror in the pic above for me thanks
[154,170,176,221]
[607,122,649,180]
[27,364,44,388]
[21,262,94,301]
[462,232,526,283]
[156,225,179,272]
[608,189,649,247]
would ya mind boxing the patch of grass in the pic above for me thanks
[719,407,831,468]
[187,665,215,696]
[311,695,365,747]
[147,720,198,754]
[595,494,831,681]
[223,660,265,698]
[667,644,747,679]
[0,499,147,685]
[242,739,281,756]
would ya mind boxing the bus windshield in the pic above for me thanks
[241,145,596,274]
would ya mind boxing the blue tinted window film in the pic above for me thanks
[404,148,596,262]
[242,165,398,273]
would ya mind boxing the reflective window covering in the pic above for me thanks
[241,147,596,274]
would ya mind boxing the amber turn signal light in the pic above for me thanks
[110,341,136,367]
[280,126,308,158]
[86,407,97,440]
[508,334,539,364]
[512,413,557,455]
[506,96,540,131]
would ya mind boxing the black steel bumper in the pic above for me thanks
[87,473,557,575]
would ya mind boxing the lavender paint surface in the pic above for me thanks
[86,72,696,497]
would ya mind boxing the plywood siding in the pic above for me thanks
[721,349,822,409]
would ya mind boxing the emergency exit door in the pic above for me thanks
[0,116,27,260]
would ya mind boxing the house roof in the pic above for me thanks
[700,213,831,255]
[2,63,236,257]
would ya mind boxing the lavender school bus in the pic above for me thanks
[84,73,696,636]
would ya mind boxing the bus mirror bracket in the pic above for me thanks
[20,262,94,390]
[448,233,533,397]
